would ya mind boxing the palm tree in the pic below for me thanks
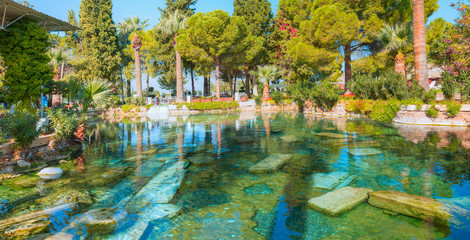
[377,23,413,77]
[158,11,187,103]
[48,48,69,79]
[250,65,282,100]
[412,0,429,91]
[117,17,149,98]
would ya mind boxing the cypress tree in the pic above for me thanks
[79,0,121,83]
[159,0,197,18]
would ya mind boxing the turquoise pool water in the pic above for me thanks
[1,112,469,239]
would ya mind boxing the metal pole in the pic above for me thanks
[40,85,44,118]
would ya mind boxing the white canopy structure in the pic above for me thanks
[0,0,79,32]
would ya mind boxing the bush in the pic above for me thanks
[459,71,470,102]
[426,106,439,118]
[271,91,285,106]
[1,109,40,149]
[47,108,82,140]
[350,71,422,100]
[254,95,262,106]
[107,95,121,108]
[441,72,456,100]
[124,97,133,104]
[445,101,462,117]
[134,97,146,106]
[287,81,315,110]
[311,81,340,111]
[424,89,438,104]
[122,104,135,113]
[345,100,374,114]
[369,100,401,122]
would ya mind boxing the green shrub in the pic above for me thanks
[122,104,135,113]
[345,100,374,114]
[350,71,425,101]
[311,81,340,111]
[441,72,457,100]
[134,97,146,106]
[426,106,439,118]
[445,101,462,117]
[271,91,284,106]
[254,95,262,106]
[107,95,121,108]
[124,97,133,104]
[369,100,401,122]
[459,71,470,102]
[47,108,82,140]
[1,109,40,149]
[424,89,438,104]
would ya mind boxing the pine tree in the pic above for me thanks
[79,0,121,83]
[233,0,272,97]
[159,0,197,18]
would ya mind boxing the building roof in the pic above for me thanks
[0,0,80,32]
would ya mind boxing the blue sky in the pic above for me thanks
[26,0,458,93]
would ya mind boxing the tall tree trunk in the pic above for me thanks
[395,52,406,77]
[228,72,233,97]
[252,77,258,96]
[344,42,352,91]
[121,74,125,102]
[245,65,251,97]
[146,72,150,98]
[191,67,195,96]
[176,49,184,103]
[413,0,429,91]
[215,57,221,100]
[135,48,142,98]
[127,79,131,98]
[232,73,237,97]
[203,76,209,96]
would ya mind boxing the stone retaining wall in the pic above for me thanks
[0,134,56,155]
[393,104,470,127]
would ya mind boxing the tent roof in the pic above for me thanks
[0,0,80,32]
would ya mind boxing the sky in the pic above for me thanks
[26,0,458,94]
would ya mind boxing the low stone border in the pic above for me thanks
[393,104,470,127]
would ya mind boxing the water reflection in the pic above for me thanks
[1,113,470,239]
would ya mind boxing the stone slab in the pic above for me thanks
[368,191,452,226]
[107,204,181,240]
[347,148,382,156]
[313,132,346,139]
[236,136,255,144]
[280,135,302,143]
[249,154,293,173]
[311,172,349,190]
[308,187,373,217]
[187,156,215,166]
[37,167,63,180]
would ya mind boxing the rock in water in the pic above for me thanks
[280,135,302,143]
[314,132,346,139]
[77,208,129,234]
[236,136,255,144]
[17,160,31,168]
[37,167,63,180]
[308,187,373,217]
[311,172,349,191]
[368,191,452,226]
[347,148,382,156]
[187,156,215,166]
[249,154,293,173]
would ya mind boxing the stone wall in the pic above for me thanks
[393,104,470,127]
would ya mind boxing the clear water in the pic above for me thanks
[1,112,470,239]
